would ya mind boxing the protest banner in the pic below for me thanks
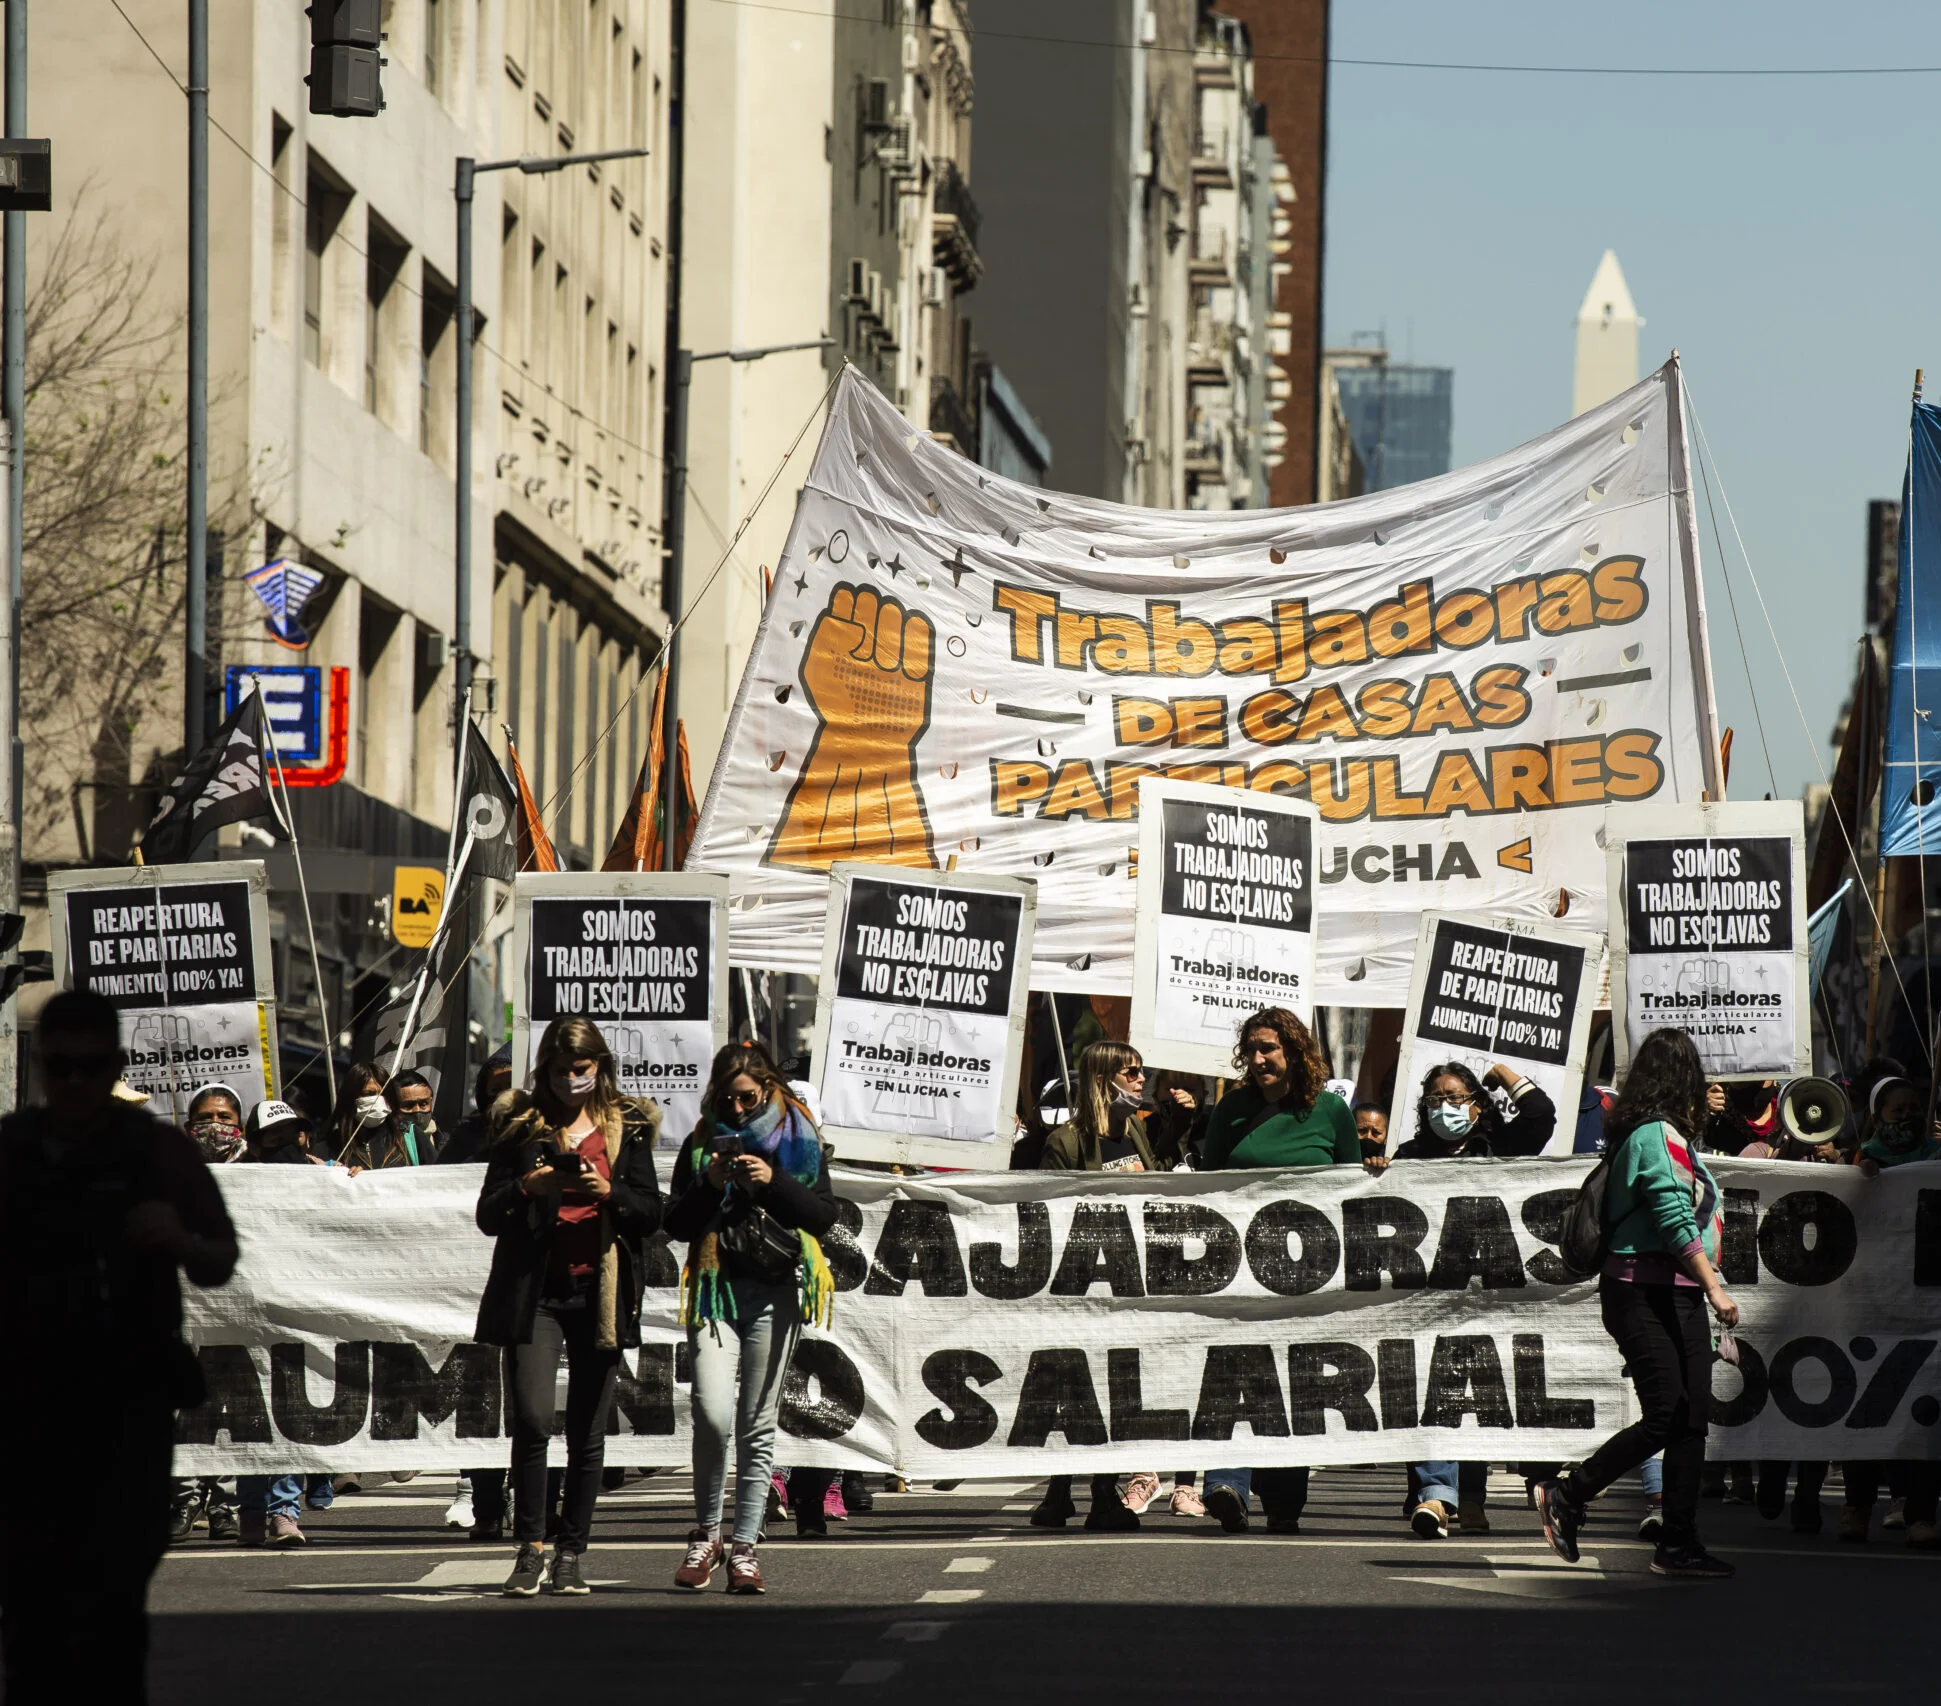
[1607,799,1809,1080]
[511,872,729,1148]
[1130,778,1316,1075]
[807,863,1035,1169]
[50,860,278,1122]
[687,360,1723,1005]
[1389,911,1603,1156]
[172,1157,1941,1477]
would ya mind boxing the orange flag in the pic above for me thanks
[670,716,699,869]
[603,668,669,872]
[504,734,559,873]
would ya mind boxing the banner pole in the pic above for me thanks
[261,683,336,1120]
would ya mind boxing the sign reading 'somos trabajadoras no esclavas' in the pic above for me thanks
[1131,778,1316,1074]
[50,860,279,1123]
[808,862,1035,1170]
[1607,799,1809,1081]
[1389,911,1603,1156]
[511,873,729,1149]
[687,360,1722,1005]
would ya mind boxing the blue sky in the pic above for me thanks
[1324,1,1941,802]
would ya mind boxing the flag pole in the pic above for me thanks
[258,681,337,1120]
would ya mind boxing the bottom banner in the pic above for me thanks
[173,1158,1941,1477]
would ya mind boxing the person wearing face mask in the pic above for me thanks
[474,1018,663,1597]
[183,1084,247,1167]
[363,1070,437,1168]
[329,1062,391,1171]
[1388,1061,1557,1539]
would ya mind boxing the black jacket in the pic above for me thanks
[664,1122,838,1283]
[472,1090,663,1348]
[1394,1082,1557,1160]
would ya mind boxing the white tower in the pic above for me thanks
[1573,250,1641,415]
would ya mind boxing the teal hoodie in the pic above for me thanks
[1602,1118,1722,1263]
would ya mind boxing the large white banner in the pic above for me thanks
[174,1158,1941,1476]
[1608,800,1810,1081]
[688,361,1721,1004]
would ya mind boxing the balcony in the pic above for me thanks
[928,375,977,456]
[1191,127,1232,189]
[931,160,984,289]
[1188,229,1232,287]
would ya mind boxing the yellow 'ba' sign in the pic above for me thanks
[392,865,446,948]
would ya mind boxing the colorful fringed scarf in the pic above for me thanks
[679,1094,835,1333]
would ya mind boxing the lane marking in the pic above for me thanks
[840,1660,904,1684]
[943,1557,993,1574]
[881,1622,949,1643]
[916,1589,984,1604]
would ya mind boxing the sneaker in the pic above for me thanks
[470,1515,506,1543]
[445,1486,474,1531]
[1028,1485,1077,1528]
[390,1470,419,1483]
[1457,1499,1489,1534]
[1204,1485,1249,1534]
[238,1509,266,1548]
[1265,1515,1302,1535]
[1083,1497,1139,1532]
[1121,1472,1162,1515]
[841,1471,875,1514]
[1168,1485,1206,1518]
[766,1474,789,1530]
[727,1543,766,1594]
[267,1513,306,1548]
[1639,1496,1664,1542]
[331,1475,361,1496]
[601,1466,627,1491]
[1411,1499,1450,1540]
[548,1549,589,1595]
[674,1527,722,1590]
[168,1487,203,1544]
[1884,1497,1907,1531]
[1535,1480,1583,1564]
[206,1502,239,1542]
[1907,1520,1940,1550]
[1839,1506,1870,1543]
[824,1480,849,1521]
[796,1497,829,1539]
[502,1542,546,1597]
[1651,1543,1735,1579]
[1722,1481,1752,1506]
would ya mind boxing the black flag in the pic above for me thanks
[458,729,519,884]
[140,694,281,863]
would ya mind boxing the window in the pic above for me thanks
[357,595,403,788]
[529,239,548,380]
[365,221,408,417]
[424,0,442,96]
[420,267,456,463]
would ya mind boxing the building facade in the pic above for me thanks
[1331,355,1454,492]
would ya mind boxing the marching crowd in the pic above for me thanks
[4,990,1938,1695]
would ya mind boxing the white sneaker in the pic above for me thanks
[445,1486,474,1530]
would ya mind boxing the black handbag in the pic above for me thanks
[716,1198,802,1283]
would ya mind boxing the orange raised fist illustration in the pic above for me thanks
[768,583,939,871]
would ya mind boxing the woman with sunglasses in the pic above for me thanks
[1031,1042,1192,1528]
[666,1042,837,1595]
[474,1017,663,1598]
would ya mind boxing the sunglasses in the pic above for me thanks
[727,1087,765,1111]
[1116,1065,1147,1079]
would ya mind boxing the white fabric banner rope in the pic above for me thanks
[174,1160,1941,1477]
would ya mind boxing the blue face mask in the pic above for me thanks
[1429,1101,1476,1140]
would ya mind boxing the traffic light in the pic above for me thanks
[307,0,385,117]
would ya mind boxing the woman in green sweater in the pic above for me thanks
[1534,1026,1739,1580]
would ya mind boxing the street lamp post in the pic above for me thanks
[452,145,648,729]
[662,338,832,868]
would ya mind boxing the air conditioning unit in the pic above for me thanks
[846,257,870,303]
[877,117,914,171]
[924,266,946,307]
[866,269,884,321]
[902,32,920,72]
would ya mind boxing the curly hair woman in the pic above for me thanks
[1394,1060,1557,1159]
[1195,1007,1379,1537]
[1534,1026,1737,1580]
[473,1017,663,1598]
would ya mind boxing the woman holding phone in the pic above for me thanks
[474,1017,663,1598]
[666,1042,837,1595]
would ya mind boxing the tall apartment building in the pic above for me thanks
[1331,354,1454,492]
[31,2,673,1084]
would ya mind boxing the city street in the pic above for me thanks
[151,1468,1933,1703]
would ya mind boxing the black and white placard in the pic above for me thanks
[50,861,278,1122]
[1129,778,1317,1075]
[1607,800,1810,1080]
[512,873,729,1149]
[1389,911,1603,1156]
[809,863,1035,1169]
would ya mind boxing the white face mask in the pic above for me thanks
[552,1067,598,1103]
[1429,1101,1476,1140]
[354,1094,388,1127]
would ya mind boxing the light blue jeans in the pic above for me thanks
[1410,1460,1488,1510]
[1641,1454,1663,1497]
[689,1280,801,1545]
[237,1475,303,1518]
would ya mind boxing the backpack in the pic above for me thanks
[1557,1126,1625,1279]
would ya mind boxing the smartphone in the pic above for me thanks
[555,1150,589,1177]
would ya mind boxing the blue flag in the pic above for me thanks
[1881,400,1941,855]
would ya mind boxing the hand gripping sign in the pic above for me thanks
[808,862,1036,1170]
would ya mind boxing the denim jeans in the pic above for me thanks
[689,1279,801,1544]
[1203,1466,1309,1521]
[237,1475,303,1518]
[1409,1460,1488,1510]
[1641,1454,1663,1498]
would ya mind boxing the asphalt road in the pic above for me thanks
[150,1466,1934,1704]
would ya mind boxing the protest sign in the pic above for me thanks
[687,359,1723,1004]
[808,863,1034,1169]
[173,1156,1941,1476]
[50,861,278,1122]
[511,872,729,1148]
[1130,778,1316,1074]
[1607,800,1808,1080]
[1389,912,1602,1156]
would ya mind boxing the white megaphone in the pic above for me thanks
[1777,1077,1849,1146]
